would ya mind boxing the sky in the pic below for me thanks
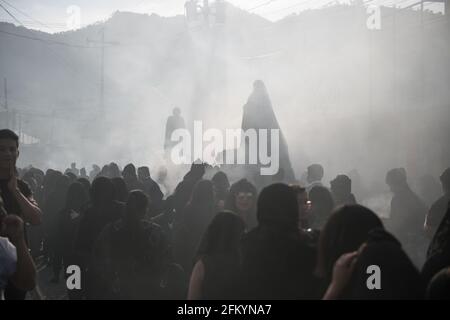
[0,0,445,33]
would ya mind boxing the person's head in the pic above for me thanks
[307,164,324,184]
[125,190,148,221]
[65,182,88,210]
[90,177,115,206]
[257,183,298,229]
[426,267,450,300]
[80,168,87,177]
[173,107,181,116]
[137,166,151,181]
[0,129,19,166]
[123,163,137,180]
[111,177,128,202]
[196,211,245,259]
[226,179,257,214]
[386,168,408,193]
[290,185,310,223]
[71,162,76,169]
[211,171,229,189]
[440,168,450,194]
[108,162,121,178]
[189,161,206,180]
[211,171,230,197]
[98,165,110,178]
[316,204,384,281]
[190,179,214,207]
[253,79,266,92]
[330,175,352,199]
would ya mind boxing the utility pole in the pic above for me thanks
[87,27,119,112]
[420,0,425,111]
[393,5,397,111]
[3,78,7,110]
[100,28,105,112]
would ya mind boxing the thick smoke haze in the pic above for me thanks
[0,2,449,208]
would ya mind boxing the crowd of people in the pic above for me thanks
[1,128,450,300]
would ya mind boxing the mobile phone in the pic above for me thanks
[0,159,12,181]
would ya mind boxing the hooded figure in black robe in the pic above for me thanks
[241,80,296,185]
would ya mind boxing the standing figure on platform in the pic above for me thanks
[164,108,186,154]
[241,80,296,184]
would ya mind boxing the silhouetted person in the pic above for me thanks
[239,183,318,299]
[89,164,101,181]
[44,174,70,283]
[108,162,122,179]
[188,211,245,300]
[137,166,164,213]
[0,129,41,301]
[67,162,79,177]
[241,80,296,184]
[57,182,88,299]
[173,179,215,275]
[386,168,427,265]
[111,177,128,203]
[122,163,144,192]
[316,204,384,296]
[224,179,257,230]
[323,228,424,299]
[164,107,185,152]
[211,171,230,212]
[75,177,124,299]
[92,190,170,299]
[330,174,356,207]
[79,168,88,180]
[309,186,334,230]
[172,162,205,216]
[425,168,450,237]
[306,163,324,192]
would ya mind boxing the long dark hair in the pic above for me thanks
[196,211,245,260]
[65,182,88,211]
[316,204,384,282]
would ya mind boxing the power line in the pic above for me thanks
[0,2,21,25]
[0,0,53,32]
[262,0,314,15]
[0,29,108,48]
[247,0,277,11]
